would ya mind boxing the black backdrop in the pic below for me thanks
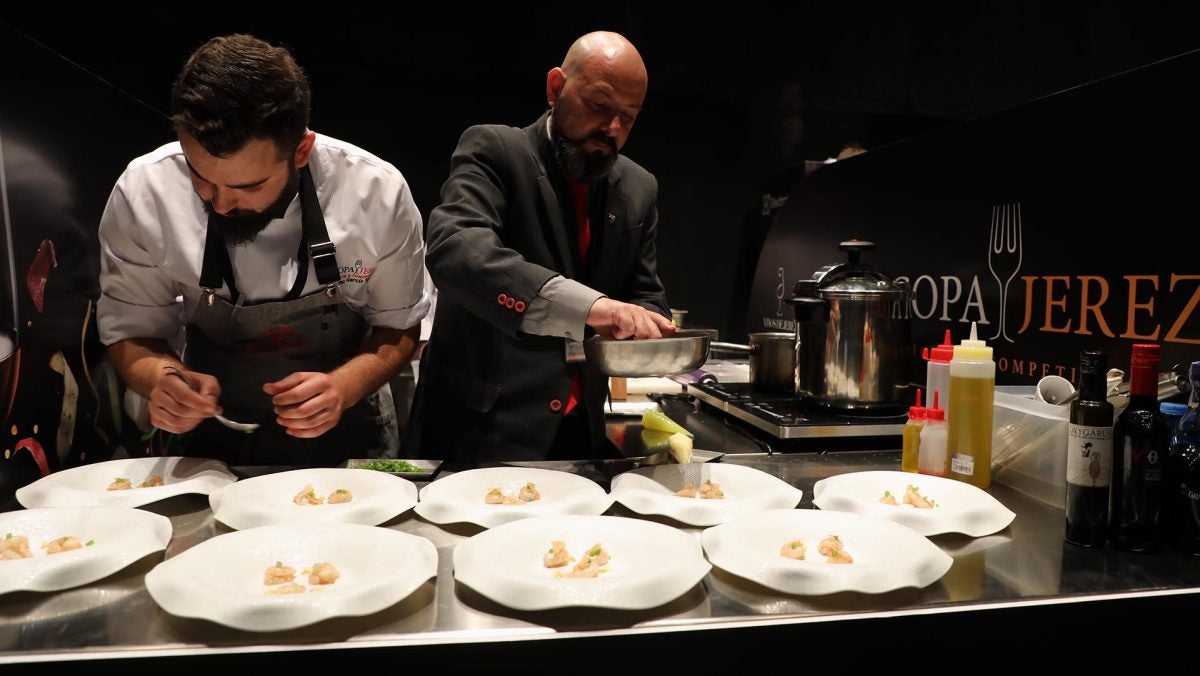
[4,3,1199,335]
[0,4,1198,492]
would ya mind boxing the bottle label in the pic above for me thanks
[1067,424,1113,487]
[950,453,974,476]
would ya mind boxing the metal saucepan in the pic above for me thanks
[710,331,796,393]
[584,329,714,377]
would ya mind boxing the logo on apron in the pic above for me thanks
[244,326,309,355]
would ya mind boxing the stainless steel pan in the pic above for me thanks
[710,331,796,393]
[584,330,714,377]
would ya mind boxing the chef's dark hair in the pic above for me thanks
[170,34,310,160]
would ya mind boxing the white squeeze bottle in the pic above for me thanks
[922,329,954,419]
[946,321,995,488]
[918,390,947,477]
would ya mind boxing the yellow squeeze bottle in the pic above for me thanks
[901,388,927,473]
[946,321,995,488]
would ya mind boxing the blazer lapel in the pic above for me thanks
[525,118,575,278]
[592,165,625,287]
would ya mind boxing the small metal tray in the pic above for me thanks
[340,458,443,481]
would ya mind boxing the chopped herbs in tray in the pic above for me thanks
[357,460,422,473]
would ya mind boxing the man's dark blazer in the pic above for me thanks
[405,111,670,463]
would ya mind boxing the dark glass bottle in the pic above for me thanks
[1066,351,1113,547]
[1167,362,1200,554]
[1109,343,1172,552]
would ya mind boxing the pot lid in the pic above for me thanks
[793,240,907,297]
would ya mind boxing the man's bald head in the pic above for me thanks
[546,31,648,177]
[561,31,647,90]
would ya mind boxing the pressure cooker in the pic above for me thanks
[787,240,912,411]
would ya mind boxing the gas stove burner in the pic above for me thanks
[690,382,907,440]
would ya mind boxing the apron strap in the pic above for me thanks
[300,165,340,288]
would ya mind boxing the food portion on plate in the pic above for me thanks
[813,470,1015,537]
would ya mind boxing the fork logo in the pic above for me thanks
[987,202,1023,343]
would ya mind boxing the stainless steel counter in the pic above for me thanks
[2,443,1199,668]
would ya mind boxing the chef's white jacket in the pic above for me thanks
[97,134,430,347]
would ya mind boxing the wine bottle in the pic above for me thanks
[1109,343,1172,552]
[1065,351,1113,547]
[1167,361,1200,554]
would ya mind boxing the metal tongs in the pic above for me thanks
[162,365,261,433]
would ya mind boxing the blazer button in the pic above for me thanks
[505,297,516,309]
[514,301,526,313]
[497,293,507,305]
[549,399,563,412]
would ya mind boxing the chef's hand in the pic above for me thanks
[152,366,221,434]
[586,298,677,340]
[264,372,346,438]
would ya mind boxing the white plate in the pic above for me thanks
[701,508,952,595]
[811,471,1016,537]
[415,467,613,528]
[0,507,172,595]
[610,463,803,526]
[16,457,236,509]
[208,468,418,530]
[453,514,710,610]
[145,523,437,632]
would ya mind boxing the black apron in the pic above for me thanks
[172,166,398,466]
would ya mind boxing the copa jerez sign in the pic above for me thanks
[747,44,1200,387]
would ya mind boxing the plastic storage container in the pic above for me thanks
[992,386,1128,509]
[991,386,1070,508]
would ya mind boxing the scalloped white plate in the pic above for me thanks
[453,514,710,610]
[701,508,952,595]
[145,523,437,632]
[610,463,803,526]
[811,471,1016,537]
[16,457,236,509]
[0,507,172,595]
[208,468,418,530]
[415,467,613,529]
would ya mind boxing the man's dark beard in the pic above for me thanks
[204,163,300,246]
[551,119,618,182]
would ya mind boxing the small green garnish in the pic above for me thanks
[5,533,11,540]
[883,490,892,497]
[830,549,841,559]
[790,541,801,549]
[357,460,421,473]
[86,540,95,547]
[115,477,128,483]
[547,547,555,553]
[334,489,349,494]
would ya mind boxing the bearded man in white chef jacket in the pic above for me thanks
[97,34,429,466]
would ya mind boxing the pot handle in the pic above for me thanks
[709,341,755,354]
[786,296,828,322]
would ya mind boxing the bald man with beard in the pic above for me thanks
[407,32,675,463]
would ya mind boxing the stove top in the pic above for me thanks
[689,382,907,440]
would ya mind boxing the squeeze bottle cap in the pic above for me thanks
[908,388,927,420]
[926,389,945,422]
[923,329,955,363]
[953,321,993,361]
